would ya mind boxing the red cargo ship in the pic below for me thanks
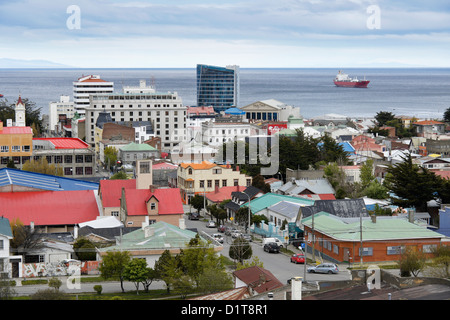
[334,70,370,88]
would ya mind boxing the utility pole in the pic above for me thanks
[360,211,363,266]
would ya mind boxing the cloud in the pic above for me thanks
[0,0,449,67]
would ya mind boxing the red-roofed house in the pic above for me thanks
[205,185,248,205]
[98,159,184,228]
[120,187,184,227]
[0,190,99,233]
[233,266,284,296]
[413,120,446,137]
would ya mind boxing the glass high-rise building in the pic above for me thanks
[196,64,240,113]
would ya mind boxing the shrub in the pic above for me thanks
[93,285,103,295]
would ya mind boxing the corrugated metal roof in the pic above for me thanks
[0,168,99,191]
[301,212,445,241]
[33,138,89,149]
[241,193,314,214]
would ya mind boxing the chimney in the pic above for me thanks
[30,221,34,232]
[291,277,303,300]
[143,225,155,238]
[215,186,219,194]
[179,218,186,230]
[408,209,415,223]
[371,215,376,223]
[142,216,149,229]
[235,165,239,172]
[149,185,155,193]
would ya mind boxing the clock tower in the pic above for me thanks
[15,95,26,127]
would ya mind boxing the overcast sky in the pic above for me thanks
[1,0,450,68]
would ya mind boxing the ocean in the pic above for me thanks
[0,68,449,120]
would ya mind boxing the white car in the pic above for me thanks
[212,233,224,243]
[206,220,216,228]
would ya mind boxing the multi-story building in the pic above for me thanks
[0,121,33,168]
[241,99,301,122]
[32,138,96,178]
[196,64,240,113]
[177,160,252,204]
[48,95,75,134]
[73,75,114,116]
[85,86,187,153]
[200,120,263,147]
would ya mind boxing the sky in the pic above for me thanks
[1,0,450,68]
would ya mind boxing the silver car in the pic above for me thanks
[307,263,339,274]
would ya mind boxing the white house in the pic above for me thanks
[0,217,23,278]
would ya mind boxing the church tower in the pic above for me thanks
[15,95,26,127]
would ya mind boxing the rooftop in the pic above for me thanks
[33,138,89,149]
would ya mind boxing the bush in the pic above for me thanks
[48,277,62,291]
[93,285,102,295]
[30,288,68,300]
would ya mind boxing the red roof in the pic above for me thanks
[152,162,178,170]
[33,138,89,149]
[125,188,183,216]
[206,186,246,203]
[0,126,33,135]
[100,179,136,207]
[233,266,284,294]
[0,190,99,226]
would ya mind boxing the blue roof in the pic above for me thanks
[224,107,245,115]
[0,168,99,191]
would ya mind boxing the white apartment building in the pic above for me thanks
[200,120,264,147]
[73,75,114,115]
[85,83,187,152]
[49,95,75,134]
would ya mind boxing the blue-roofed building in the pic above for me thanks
[0,168,99,192]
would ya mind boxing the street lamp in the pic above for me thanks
[243,192,251,233]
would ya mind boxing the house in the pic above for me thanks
[0,189,100,233]
[119,142,159,166]
[0,217,23,278]
[233,266,284,296]
[76,216,129,244]
[225,186,263,220]
[277,178,336,200]
[301,212,445,264]
[205,185,249,206]
[120,186,185,227]
[300,198,369,219]
[177,161,252,204]
[413,120,446,138]
[266,201,303,229]
[97,221,215,268]
[436,206,450,237]
[241,193,314,217]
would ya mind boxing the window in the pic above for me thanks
[387,246,405,255]
[199,180,205,188]
[222,179,227,187]
[84,155,93,163]
[150,203,156,210]
[0,146,8,153]
[212,168,222,174]
[64,155,72,163]
[188,168,193,175]
[76,155,84,163]
[360,247,373,256]
[140,161,151,174]
[64,167,73,175]
[207,180,212,188]
[11,146,20,152]
[22,145,30,152]
[85,167,93,175]
[423,244,438,253]
[215,180,220,188]
[234,179,239,186]
[111,211,119,217]
[55,155,63,163]
[76,167,84,175]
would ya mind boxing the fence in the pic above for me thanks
[22,261,100,278]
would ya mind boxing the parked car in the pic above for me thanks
[290,253,305,264]
[239,233,252,242]
[212,233,224,243]
[206,220,216,228]
[263,242,280,253]
[262,237,284,248]
[226,228,240,236]
[307,263,339,274]
[188,212,200,220]
[217,225,226,233]
[231,230,241,238]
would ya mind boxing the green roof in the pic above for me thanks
[120,142,156,152]
[99,221,201,252]
[301,212,445,242]
[242,193,314,214]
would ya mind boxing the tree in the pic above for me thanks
[236,256,264,271]
[123,258,150,294]
[99,250,131,293]
[443,107,450,123]
[229,237,252,264]
[190,194,205,214]
[104,146,118,170]
[318,134,349,164]
[141,267,158,293]
[324,162,354,198]
[428,245,450,278]
[375,111,395,127]
[197,266,233,294]
[235,207,251,229]
[9,218,44,255]
[110,171,128,180]
[72,238,96,261]
[22,157,63,176]
[251,174,270,193]
[398,247,426,277]
[154,250,178,294]
[384,154,439,211]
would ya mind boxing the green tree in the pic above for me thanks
[324,162,354,198]
[123,258,150,294]
[99,250,131,293]
[375,111,395,127]
[154,250,178,294]
[398,247,426,277]
[22,157,63,176]
[443,107,450,123]
[236,256,264,271]
[252,174,270,193]
[104,146,118,170]
[384,154,439,211]
[229,237,252,264]
[110,171,128,180]
[318,134,349,164]
[73,238,96,261]
[197,266,233,294]
[429,245,450,278]
[190,194,205,214]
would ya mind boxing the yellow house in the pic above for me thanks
[177,161,252,204]
[0,121,33,167]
